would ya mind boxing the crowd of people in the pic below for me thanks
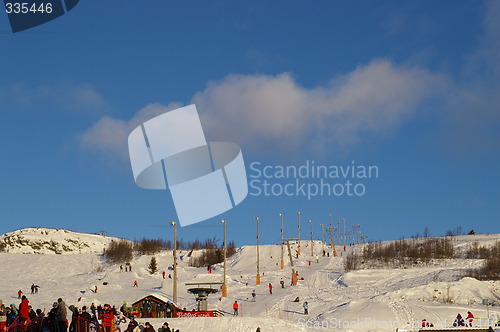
[0,296,182,332]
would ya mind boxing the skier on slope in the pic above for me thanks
[233,301,239,316]
[303,302,309,315]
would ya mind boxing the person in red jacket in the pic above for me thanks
[19,296,29,320]
[466,311,474,327]
[101,304,114,332]
[268,283,273,295]
[232,301,239,316]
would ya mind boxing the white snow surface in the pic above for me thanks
[0,228,499,332]
[0,228,119,254]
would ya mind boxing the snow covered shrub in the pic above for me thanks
[135,238,166,255]
[103,239,134,263]
[464,241,500,280]
[344,252,360,271]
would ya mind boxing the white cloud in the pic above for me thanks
[79,102,182,159]
[2,81,107,113]
[194,59,448,155]
[80,59,447,160]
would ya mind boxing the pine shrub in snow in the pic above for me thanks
[148,256,158,274]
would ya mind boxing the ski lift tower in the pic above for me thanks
[185,282,223,311]
[282,238,299,285]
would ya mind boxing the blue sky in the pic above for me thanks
[1,0,499,247]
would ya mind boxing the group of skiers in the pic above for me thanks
[119,263,132,273]
[231,284,310,316]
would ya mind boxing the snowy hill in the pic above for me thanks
[0,229,499,332]
[0,227,121,254]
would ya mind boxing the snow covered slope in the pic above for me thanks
[0,227,121,254]
[0,229,499,332]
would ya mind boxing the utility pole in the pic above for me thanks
[343,218,347,249]
[254,217,261,285]
[329,214,334,248]
[279,213,284,269]
[169,221,178,303]
[221,219,227,297]
[352,224,360,244]
[326,225,337,257]
[283,238,298,285]
[320,224,325,255]
[360,235,368,244]
[297,211,301,256]
[309,219,313,257]
[337,214,341,246]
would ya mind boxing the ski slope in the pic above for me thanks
[0,228,499,332]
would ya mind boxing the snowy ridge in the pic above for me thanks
[0,227,120,254]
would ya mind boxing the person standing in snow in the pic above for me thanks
[78,306,92,332]
[280,278,284,289]
[19,296,29,320]
[158,322,171,332]
[232,301,239,316]
[268,283,273,295]
[133,281,138,287]
[466,311,474,327]
[303,302,309,315]
[251,290,256,302]
[47,302,58,332]
[79,306,91,322]
[57,298,68,332]
[0,300,6,332]
[101,304,114,332]
[143,322,155,332]
[17,290,23,299]
[124,317,138,332]
[90,303,96,318]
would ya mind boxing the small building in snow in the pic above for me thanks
[129,294,178,318]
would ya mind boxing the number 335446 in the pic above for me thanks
[5,2,53,14]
